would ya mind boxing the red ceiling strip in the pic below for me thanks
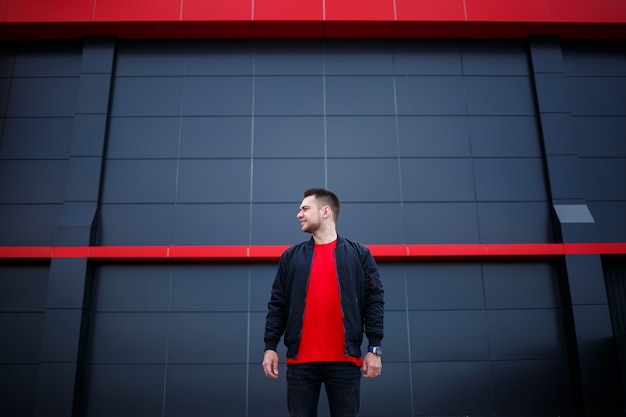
[1,0,626,39]
[0,243,624,263]
[2,0,626,26]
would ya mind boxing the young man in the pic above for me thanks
[263,188,384,417]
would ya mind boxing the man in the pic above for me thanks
[263,188,384,417]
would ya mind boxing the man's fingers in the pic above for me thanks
[262,361,277,378]
[363,366,381,378]
[265,364,278,378]
[362,353,382,378]
[263,363,275,378]
[262,351,279,379]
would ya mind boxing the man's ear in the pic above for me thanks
[322,205,332,218]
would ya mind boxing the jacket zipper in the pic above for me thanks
[294,253,313,359]
[335,246,351,357]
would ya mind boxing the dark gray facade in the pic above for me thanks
[0,38,625,416]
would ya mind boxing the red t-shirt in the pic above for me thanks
[287,240,362,367]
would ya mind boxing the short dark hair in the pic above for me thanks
[303,188,341,222]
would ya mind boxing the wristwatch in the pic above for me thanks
[367,346,383,356]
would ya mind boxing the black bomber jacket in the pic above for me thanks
[264,235,384,359]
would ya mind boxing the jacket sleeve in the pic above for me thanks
[361,245,385,347]
[264,252,289,351]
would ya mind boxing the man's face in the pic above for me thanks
[297,195,323,233]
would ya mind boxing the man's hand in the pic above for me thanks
[262,349,279,379]
[362,352,382,378]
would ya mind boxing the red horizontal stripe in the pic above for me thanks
[0,243,624,263]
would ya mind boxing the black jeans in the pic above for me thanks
[286,362,361,417]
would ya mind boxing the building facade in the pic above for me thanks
[1,1,626,416]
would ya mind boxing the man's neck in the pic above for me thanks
[311,228,337,245]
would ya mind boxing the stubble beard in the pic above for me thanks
[301,220,320,234]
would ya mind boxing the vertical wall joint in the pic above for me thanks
[530,36,621,416]
[34,37,116,417]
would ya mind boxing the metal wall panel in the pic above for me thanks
[560,41,626,243]
[0,43,81,249]
[98,38,556,247]
[2,38,625,417]
[83,260,572,417]
[0,265,49,416]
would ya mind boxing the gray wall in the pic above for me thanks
[0,38,625,417]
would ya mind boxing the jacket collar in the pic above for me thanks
[305,235,345,248]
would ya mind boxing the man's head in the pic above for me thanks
[303,188,340,222]
[297,188,341,234]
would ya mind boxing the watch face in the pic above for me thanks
[369,346,382,355]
